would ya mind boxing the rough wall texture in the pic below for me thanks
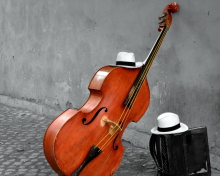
[0,0,220,170]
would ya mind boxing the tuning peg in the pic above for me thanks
[158,12,167,20]
[158,18,166,24]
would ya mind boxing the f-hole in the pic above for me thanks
[113,121,123,150]
[82,107,108,125]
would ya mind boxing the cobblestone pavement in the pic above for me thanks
[0,103,156,176]
[0,103,219,176]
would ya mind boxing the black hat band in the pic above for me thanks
[157,123,181,132]
[116,61,135,66]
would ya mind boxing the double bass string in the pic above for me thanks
[98,27,168,151]
[97,27,168,151]
[118,27,168,124]
[99,28,168,151]
[115,27,168,128]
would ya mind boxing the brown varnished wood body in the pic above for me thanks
[43,65,150,176]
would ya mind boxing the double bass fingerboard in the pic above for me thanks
[124,26,169,108]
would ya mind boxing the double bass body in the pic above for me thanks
[43,65,150,176]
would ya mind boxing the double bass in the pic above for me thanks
[43,2,179,176]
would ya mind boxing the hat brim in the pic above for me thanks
[151,123,188,135]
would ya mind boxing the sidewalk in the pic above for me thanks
[0,103,156,176]
[0,103,219,176]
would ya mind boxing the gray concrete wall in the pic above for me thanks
[0,0,220,171]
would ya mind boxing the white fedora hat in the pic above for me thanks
[110,52,143,68]
[151,112,188,134]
